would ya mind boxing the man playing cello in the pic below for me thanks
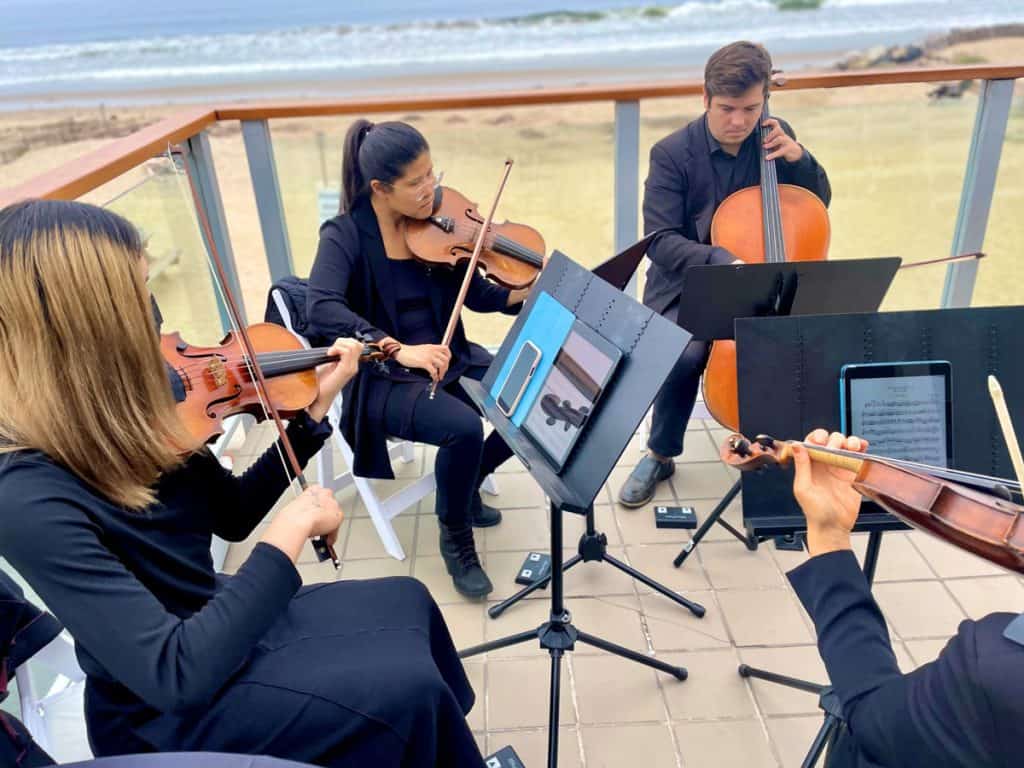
[619,40,832,507]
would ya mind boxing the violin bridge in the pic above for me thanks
[206,357,228,388]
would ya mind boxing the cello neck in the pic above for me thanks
[759,102,787,264]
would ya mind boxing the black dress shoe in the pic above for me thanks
[470,492,503,528]
[617,454,675,508]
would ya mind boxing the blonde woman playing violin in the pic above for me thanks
[0,200,486,768]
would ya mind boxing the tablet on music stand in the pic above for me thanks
[839,360,953,468]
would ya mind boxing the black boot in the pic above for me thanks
[470,491,502,527]
[439,523,493,599]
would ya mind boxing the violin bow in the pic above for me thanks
[173,144,339,568]
[431,159,514,400]
[988,375,1024,493]
[898,251,985,270]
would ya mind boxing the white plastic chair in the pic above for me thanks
[208,413,252,572]
[271,290,497,561]
[14,628,91,762]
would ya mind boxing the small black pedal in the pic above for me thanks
[485,745,526,768]
[774,532,806,552]
[515,552,552,586]
[654,505,697,529]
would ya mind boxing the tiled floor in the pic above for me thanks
[222,418,1021,768]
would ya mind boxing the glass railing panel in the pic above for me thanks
[270,103,616,347]
[770,83,977,311]
[970,90,1024,308]
[97,155,227,346]
[205,129,274,325]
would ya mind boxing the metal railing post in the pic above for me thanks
[614,100,641,297]
[941,78,1015,308]
[241,119,295,281]
[184,132,246,329]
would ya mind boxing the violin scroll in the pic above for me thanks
[720,433,794,471]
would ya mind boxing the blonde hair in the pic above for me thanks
[0,200,194,508]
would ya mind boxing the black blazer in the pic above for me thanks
[642,114,831,316]
[306,198,515,478]
[789,550,1022,768]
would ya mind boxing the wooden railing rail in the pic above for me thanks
[0,108,216,207]
[1,65,1021,208]
[216,65,1024,121]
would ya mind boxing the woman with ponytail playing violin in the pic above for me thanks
[307,120,530,599]
[784,429,1020,768]
[0,200,486,767]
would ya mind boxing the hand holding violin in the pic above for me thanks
[307,338,365,422]
[791,429,869,556]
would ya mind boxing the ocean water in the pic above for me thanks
[1,0,1023,100]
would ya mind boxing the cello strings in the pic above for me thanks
[760,108,785,265]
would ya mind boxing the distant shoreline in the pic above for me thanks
[2,22,1021,114]
[0,51,813,114]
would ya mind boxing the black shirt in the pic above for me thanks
[389,257,439,346]
[0,413,330,749]
[704,114,832,212]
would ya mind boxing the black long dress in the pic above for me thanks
[0,413,482,767]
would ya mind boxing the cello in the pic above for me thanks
[702,81,830,432]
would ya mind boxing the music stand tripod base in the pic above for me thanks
[460,500,687,768]
[492,503,706,619]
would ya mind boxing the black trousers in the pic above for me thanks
[384,364,513,528]
[152,578,483,768]
[648,340,710,458]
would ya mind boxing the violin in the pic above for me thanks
[702,74,831,432]
[721,432,1024,574]
[162,323,395,446]
[404,185,546,290]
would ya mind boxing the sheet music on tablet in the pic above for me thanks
[849,375,949,467]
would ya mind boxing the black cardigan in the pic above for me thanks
[0,414,329,754]
[306,198,516,479]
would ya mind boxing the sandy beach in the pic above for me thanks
[1,33,1022,347]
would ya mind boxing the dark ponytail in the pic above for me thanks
[339,119,429,213]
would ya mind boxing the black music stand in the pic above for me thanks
[670,258,900,569]
[733,305,1024,767]
[459,250,693,768]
